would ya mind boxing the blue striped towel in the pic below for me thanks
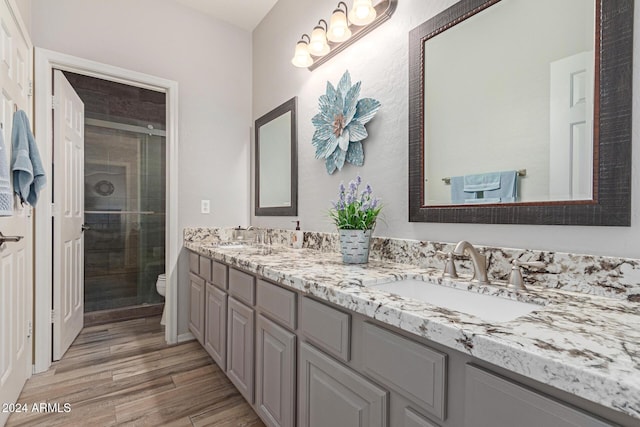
[11,110,46,206]
[0,129,12,215]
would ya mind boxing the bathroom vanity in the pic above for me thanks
[184,229,639,427]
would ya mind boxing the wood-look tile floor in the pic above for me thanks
[7,316,265,427]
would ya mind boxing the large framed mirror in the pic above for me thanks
[255,97,298,216]
[408,0,633,225]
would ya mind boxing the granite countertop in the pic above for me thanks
[184,240,640,421]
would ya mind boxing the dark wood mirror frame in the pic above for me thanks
[408,0,633,225]
[255,97,298,216]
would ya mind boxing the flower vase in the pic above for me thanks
[339,229,373,264]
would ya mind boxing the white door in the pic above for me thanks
[52,70,85,360]
[549,51,594,201]
[0,0,33,424]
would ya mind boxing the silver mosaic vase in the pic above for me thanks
[339,229,373,264]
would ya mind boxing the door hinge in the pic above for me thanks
[27,320,32,338]
[28,80,33,97]
[52,95,58,110]
[51,310,57,323]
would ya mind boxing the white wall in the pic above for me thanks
[30,0,252,334]
[252,0,640,258]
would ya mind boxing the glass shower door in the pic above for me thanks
[83,120,166,312]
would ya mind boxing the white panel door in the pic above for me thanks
[0,0,33,425]
[549,51,594,201]
[53,70,84,360]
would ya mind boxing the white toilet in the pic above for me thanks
[156,273,166,325]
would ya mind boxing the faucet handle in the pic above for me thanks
[508,259,545,291]
[435,251,458,278]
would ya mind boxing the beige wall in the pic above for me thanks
[30,0,252,335]
[252,0,640,258]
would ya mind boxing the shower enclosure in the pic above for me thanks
[83,119,166,312]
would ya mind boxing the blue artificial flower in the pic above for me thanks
[312,71,381,174]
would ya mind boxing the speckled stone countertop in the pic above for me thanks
[184,240,640,421]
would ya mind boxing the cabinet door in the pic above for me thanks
[188,273,205,345]
[256,315,296,427]
[299,342,388,427]
[227,296,255,404]
[465,365,613,427]
[204,283,227,370]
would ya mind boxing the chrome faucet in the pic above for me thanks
[453,240,489,285]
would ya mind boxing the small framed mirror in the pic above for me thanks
[255,97,298,216]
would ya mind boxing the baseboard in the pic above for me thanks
[177,332,195,343]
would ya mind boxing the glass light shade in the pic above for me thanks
[309,26,330,56]
[349,0,377,26]
[291,41,314,67]
[327,9,352,42]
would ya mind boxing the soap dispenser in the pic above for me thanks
[291,221,303,249]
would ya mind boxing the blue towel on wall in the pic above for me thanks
[463,172,501,192]
[450,176,466,204]
[11,110,46,206]
[484,170,518,203]
[451,170,519,204]
[0,130,12,216]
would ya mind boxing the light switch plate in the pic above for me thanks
[201,200,210,214]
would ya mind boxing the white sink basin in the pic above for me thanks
[369,279,540,322]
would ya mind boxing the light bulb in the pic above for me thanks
[291,40,314,68]
[328,9,351,42]
[349,0,376,26]
[309,25,330,56]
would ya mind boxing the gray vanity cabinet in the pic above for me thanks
[255,314,296,427]
[464,365,614,427]
[204,283,227,370]
[227,296,255,404]
[299,341,388,427]
[188,272,205,345]
[187,250,629,427]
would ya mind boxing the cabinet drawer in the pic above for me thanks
[228,268,255,305]
[211,260,228,290]
[257,279,297,330]
[465,364,613,427]
[301,297,350,362]
[362,322,446,421]
[189,251,199,275]
[199,256,212,281]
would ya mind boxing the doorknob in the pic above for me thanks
[0,231,24,246]
[81,224,91,232]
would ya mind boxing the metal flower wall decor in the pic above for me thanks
[312,70,381,174]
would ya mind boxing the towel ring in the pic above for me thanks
[13,104,18,113]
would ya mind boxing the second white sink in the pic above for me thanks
[369,279,541,322]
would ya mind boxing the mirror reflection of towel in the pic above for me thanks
[11,110,46,206]
[450,170,518,204]
[0,130,12,216]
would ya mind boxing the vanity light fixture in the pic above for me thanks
[327,2,352,43]
[292,0,397,70]
[349,0,377,26]
[309,19,331,56]
[291,34,314,68]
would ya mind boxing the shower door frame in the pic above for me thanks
[33,48,180,373]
